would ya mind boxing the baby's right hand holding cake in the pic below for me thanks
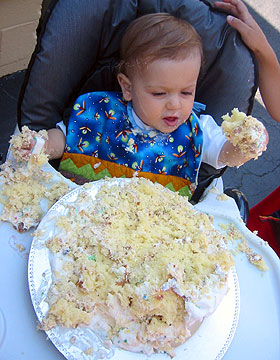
[9,126,66,163]
[9,126,48,164]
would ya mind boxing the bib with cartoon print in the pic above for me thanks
[59,92,203,198]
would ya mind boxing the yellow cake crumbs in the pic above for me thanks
[39,177,234,357]
[221,222,268,271]
[0,127,71,232]
[216,193,229,201]
[9,125,49,165]
[83,347,94,356]
[221,108,266,159]
[16,243,26,252]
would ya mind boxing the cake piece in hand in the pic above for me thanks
[221,108,267,160]
[0,127,70,232]
[9,126,49,165]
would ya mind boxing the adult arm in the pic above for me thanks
[214,0,280,122]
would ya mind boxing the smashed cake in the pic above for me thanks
[39,177,234,357]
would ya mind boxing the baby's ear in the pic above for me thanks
[117,73,132,101]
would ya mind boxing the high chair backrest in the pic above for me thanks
[18,0,257,132]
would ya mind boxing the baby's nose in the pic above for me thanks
[166,95,181,110]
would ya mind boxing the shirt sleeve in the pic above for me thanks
[56,120,66,136]
[199,114,227,169]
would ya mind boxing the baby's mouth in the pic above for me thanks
[163,116,179,127]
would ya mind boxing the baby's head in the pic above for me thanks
[117,13,203,133]
[118,13,203,76]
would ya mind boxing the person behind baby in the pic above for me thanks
[31,13,267,198]
[214,0,280,123]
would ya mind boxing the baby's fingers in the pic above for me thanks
[258,129,269,151]
[21,138,36,151]
[250,128,268,158]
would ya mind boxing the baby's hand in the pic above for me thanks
[221,108,268,160]
[17,137,36,161]
[241,127,268,159]
[9,126,48,163]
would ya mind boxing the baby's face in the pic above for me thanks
[120,55,201,133]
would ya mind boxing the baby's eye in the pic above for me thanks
[152,92,165,96]
[181,91,193,96]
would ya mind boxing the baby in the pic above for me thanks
[19,13,268,198]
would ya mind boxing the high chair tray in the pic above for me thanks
[0,173,279,360]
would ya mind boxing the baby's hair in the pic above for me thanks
[118,13,203,76]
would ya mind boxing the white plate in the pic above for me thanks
[28,178,240,360]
